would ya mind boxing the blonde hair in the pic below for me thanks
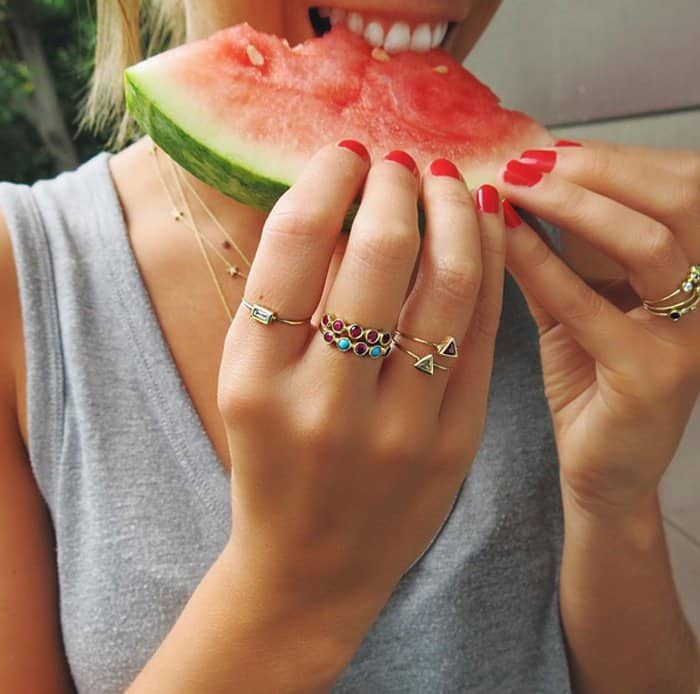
[82,0,185,148]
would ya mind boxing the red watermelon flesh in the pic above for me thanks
[125,22,552,224]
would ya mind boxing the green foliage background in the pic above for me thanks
[1,0,105,184]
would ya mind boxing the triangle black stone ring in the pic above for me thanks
[392,331,459,359]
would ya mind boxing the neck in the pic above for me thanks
[123,137,270,268]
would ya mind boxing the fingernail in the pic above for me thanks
[519,149,557,173]
[502,200,523,229]
[476,184,500,214]
[554,139,582,147]
[430,158,462,180]
[503,159,543,187]
[385,150,419,177]
[338,139,370,161]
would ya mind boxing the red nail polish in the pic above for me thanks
[476,185,500,214]
[430,158,462,180]
[503,160,543,187]
[385,150,419,176]
[338,139,370,161]
[519,149,557,173]
[554,139,582,147]
[502,200,522,229]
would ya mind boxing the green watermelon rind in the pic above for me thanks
[124,71,389,233]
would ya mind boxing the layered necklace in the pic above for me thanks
[149,141,252,322]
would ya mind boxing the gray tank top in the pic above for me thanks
[0,153,572,693]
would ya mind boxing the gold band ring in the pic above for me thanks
[641,265,700,322]
[392,331,459,358]
[391,340,452,376]
[240,298,311,326]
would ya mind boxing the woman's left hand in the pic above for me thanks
[498,140,700,512]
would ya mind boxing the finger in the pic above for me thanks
[503,211,647,372]
[437,184,507,442]
[518,142,700,234]
[379,159,482,413]
[227,140,370,366]
[499,162,691,304]
[307,150,421,384]
[555,138,700,179]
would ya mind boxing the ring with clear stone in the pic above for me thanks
[641,265,700,322]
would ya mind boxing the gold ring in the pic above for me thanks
[392,331,459,358]
[641,265,700,322]
[240,298,311,326]
[391,340,451,375]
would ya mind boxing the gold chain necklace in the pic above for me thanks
[149,142,252,322]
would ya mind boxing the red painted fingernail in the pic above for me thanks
[554,139,582,147]
[519,149,557,173]
[503,159,544,187]
[502,200,523,229]
[338,139,370,161]
[476,185,500,214]
[430,158,462,180]
[385,150,419,177]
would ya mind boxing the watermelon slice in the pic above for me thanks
[125,22,552,229]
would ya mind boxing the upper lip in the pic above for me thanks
[309,5,467,24]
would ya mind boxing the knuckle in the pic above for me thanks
[217,383,270,425]
[293,405,353,453]
[470,302,501,343]
[560,183,592,228]
[676,177,700,218]
[586,147,614,181]
[428,257,482,307]
[352,222,419,272]
[519,228,553,270]
[562,279,606,323]
[432,189,475,215]
[480,224,507,259]
[264,207,326,250]
[373,424,422,464]
[638,223,677,270]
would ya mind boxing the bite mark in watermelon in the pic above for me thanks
[125,23,552,230]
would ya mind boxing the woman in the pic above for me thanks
[0,0,698,691]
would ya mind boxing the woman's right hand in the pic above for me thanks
[216,141,506,649]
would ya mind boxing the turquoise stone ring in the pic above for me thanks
[319,312,393,359]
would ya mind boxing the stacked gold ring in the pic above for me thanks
[391,330,459,376]
[641,265,700,322]
[319,313,393,358]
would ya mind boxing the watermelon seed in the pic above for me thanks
[371,47,391,62]
[434,65,449,74]
[246,44,265,67]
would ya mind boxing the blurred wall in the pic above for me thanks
[466,0,700,636]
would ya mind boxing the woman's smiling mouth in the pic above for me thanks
[309,7,458,53]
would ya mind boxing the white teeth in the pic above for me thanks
[410,23,433,52]
[347,12,364,34]
[364,21,385,48]
[383,21,411,54]
[329,8,346,25]
[431,21,448,48]
[323,9,450,54]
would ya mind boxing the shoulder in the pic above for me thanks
[0,204,27,447]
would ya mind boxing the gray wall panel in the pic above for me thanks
[466,0,700,125]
